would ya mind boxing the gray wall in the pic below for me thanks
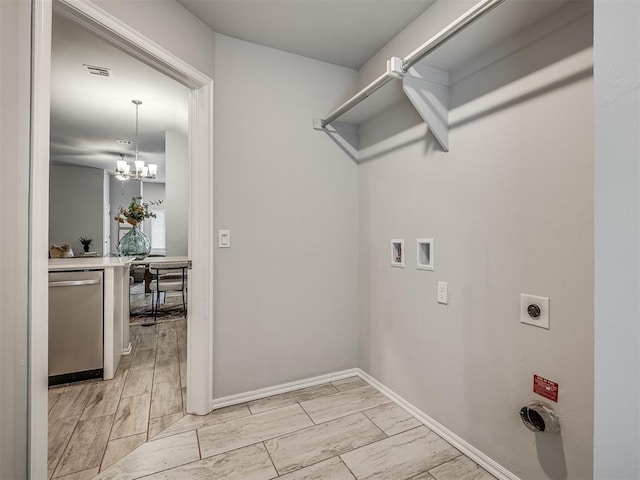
[142,182,166,252]
[93,0,215,80]
[50,165,106,256]
[143,182,166,204]
[109,176,143,255]
[0,1,30,477]
[358,9,594,480]
[165,131,189,256]
[213,34,360,398]
[594,1,640,477]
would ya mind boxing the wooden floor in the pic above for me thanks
[47,316,187,479]
[92,376,496,480]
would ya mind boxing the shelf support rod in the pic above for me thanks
[320,72,394,128]
[402,0,507,72]
[319,0,507,128]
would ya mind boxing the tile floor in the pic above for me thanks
[90,376,497,480]
[47,316,187,479]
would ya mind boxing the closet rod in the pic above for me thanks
[320,0,506,128]
[402,0,506,71]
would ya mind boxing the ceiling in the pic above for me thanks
[177,0,436,69]
[51,13,189,183]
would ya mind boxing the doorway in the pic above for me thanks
[30,1,214,477]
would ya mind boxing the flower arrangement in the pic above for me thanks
[114,196,162,227]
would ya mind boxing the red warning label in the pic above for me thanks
[533,375,559,403]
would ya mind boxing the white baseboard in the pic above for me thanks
[121,342,132,355]
[209,368,358,410]
[355,369,520,480]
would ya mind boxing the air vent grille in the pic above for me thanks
[83,64,111,78]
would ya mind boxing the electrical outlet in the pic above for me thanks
[437,281,448,304]
[520,294,550,329]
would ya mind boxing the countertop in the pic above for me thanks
[48,256,134,271]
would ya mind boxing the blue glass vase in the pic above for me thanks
[118,224,151,260]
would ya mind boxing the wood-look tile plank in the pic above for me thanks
[110,394,151,440]
[142,443,276,480]
[409,473,436,480]
[100,433,147,472]
[94,430,200,480]
[182,387,187,414]
[363,402,422,436]
[49,384,96,420]
[176,318,187,333]
[121,367,154,398]
[265,412,385,475]
[157,328,177,344]
[247,383,339,415]
[111,360,130,383]
[341,426,460,480]
[48,415,80,478]
[156,340,178,360]
[130,348,156,369]
[300,385,391,424]
[153,357,180,385]
[153,403,250,440]
[147,413,184,440]
[179,358,187,388]
[55,467,100,480]
[136,332,158,350]
[198,404,314,458]
[156,321,176,333]
[332,377,368,392]
[277,457,355,480]
[150,382,183,418]
[49,389,63,413]
[428,455,496,480]
[53,414,114,477]
[178,345,187,364]
[80,381,124,421]
[177,328,186,347]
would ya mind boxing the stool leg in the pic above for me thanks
[142,291,156,327]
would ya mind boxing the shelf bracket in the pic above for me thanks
[401,63,450,152]
[313,119,359,161]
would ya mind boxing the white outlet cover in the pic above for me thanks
[437,281,448,304]
[520,294,550,329]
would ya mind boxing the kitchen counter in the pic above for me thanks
[48,256,134,271]
[48,256,133,380]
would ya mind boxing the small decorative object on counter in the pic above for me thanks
[114,196,162,260]
[49,244,74,258]
[79,236,93,253]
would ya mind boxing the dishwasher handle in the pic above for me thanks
[49,279,101,287]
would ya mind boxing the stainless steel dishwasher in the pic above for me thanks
[48,270,104,385]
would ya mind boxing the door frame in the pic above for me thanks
[29,1,214,477]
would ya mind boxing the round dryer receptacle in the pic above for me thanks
[519,403,560,433]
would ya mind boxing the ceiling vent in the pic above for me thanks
[83,64,111,78]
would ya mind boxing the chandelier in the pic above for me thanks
[115,100,157,181]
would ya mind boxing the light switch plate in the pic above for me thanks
[520,294,550,329]
[437,281,448,304]
[218,229,230,248]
